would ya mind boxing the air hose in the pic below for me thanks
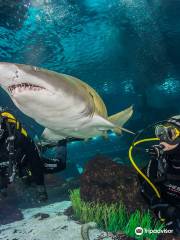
[128,137,161,199]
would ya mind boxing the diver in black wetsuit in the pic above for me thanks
[0,108,81,202]
[0,109,48,201]
[140,115,180,235]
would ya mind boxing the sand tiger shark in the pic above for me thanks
[0,62,134,143]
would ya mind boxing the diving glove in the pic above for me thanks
[147,145,165,160]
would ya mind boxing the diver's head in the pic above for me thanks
[155,115,180,147]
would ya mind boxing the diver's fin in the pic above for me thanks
[41,128,66,142]
[108,106,134,134]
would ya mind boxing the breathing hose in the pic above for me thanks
[128,137,161,198]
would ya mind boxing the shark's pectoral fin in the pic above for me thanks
[91,106,134,135]
[41,128,66,142]
[90,115,115,130]
[88,115,118,138]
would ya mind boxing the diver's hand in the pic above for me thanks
[147,145,165,160]
[160,142,179,151]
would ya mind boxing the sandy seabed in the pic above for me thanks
[0,201,104,240]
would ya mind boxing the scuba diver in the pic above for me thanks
[0,108,70,202]
[139,115,180,235]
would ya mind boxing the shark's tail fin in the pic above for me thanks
[108,105,134,135]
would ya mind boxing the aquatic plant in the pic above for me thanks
[70,189,164,240]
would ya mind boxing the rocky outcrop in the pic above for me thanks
[80,155,148,213]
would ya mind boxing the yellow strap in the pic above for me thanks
[16,121,20,129]
[21,128,28,137]
[128,137,161,198]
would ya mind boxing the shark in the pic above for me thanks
[0,62,134,143]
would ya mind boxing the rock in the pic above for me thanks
[33,213,50,220]
[61,226,68,230]
[81,222,97,240]
[64,207,74,218]
[80,155,148,213]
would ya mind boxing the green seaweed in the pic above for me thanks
[125,210,142,237]
[70,189,165,240]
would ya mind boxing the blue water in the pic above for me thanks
[0,0,180,168]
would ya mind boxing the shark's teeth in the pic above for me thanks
[8,83,45,94]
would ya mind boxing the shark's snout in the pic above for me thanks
[0,62,55,99]
[0,62,20,89]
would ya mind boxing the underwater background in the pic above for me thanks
[0,0,180,173]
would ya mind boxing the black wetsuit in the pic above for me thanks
[0,112,81,201]
[0,121,45,191]
[140,144,180,234]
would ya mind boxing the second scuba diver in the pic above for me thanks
[139,115,180,235]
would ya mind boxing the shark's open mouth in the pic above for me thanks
[8,83,45,94]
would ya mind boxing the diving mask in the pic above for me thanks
[155,124,180,144]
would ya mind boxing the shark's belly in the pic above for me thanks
[39,113,91,131]
[46,117,102,139]
[59,126,101,139]
[13,93,93,133]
